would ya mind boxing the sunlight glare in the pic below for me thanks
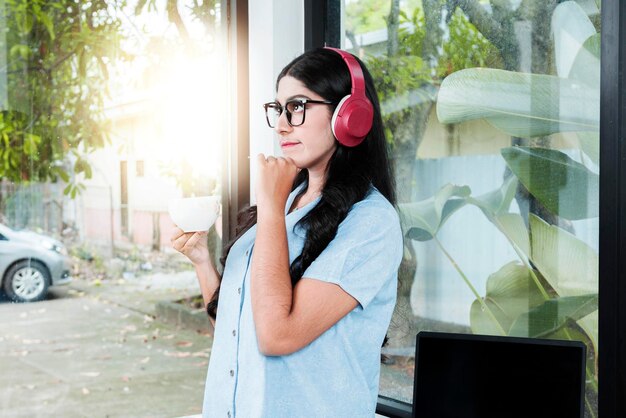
[160,55,223,182]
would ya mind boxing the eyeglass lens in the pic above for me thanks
[265,100,305,128]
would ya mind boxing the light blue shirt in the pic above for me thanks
[202,184,403,418]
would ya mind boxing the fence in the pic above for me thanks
[0,180,65,236]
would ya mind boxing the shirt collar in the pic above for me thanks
[284,182,321,216]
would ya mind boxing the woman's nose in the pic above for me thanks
[275,110,292,134]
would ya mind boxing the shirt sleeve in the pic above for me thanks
[302,202,403,309]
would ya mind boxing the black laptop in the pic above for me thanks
[412,331,587,418]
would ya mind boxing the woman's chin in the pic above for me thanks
[279,153,302,167]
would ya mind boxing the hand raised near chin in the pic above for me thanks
[255,154,299,215]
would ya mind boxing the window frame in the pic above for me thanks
[222,0,251,244]
[598,0,626,416]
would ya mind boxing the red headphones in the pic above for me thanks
[324,47,374,147]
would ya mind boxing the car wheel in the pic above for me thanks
[3,260,50,302]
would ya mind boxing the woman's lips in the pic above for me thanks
[280,141,300,148]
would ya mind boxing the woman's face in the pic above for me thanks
[274,75,337,172]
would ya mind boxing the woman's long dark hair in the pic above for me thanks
[208,49,396,338]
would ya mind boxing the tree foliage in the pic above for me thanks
[1,0,127,196]
[436,7,502,78]
[357,1,501,151]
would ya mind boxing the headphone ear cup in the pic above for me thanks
[331,95,374,147]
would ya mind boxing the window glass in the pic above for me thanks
[1,1,227,415]
[344,1,600,415]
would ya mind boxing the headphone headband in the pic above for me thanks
[324,46,367,97]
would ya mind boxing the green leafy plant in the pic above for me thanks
[402,1,600,414]
[437,2,600,162]
[400,174,599,413]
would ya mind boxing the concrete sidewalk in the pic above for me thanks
[1,269,414,417]
[0,272,211,418]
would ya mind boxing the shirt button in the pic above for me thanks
[227,412,231,418]
[229,369,234,377]
[237,287,241,295]
[245,249,249,256]
[232,330,236,337]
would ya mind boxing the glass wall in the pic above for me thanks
[344,0,600,415]
[0,1,228,415]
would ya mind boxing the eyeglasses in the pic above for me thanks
[263,98,335,128]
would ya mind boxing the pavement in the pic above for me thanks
[0,270,210,418]
[0,266,415,417]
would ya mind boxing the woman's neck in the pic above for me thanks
[305,169,325,196]
[289,169,324,213]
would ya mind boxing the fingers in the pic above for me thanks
[170,226,185,243]
[257,154,295,163]
[257,154,279,167]
[256,153,298,196]
[257,153,297,168]
[181,232,202,254]
[170,228,207,253]
[257,153,277,166]
[171,231,191,251]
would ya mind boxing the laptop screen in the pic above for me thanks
[412,331,586,418]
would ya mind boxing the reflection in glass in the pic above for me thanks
[345,1,600,415]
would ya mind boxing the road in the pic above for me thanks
[0,272,210,418]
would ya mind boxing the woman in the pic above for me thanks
[171,47,403,418]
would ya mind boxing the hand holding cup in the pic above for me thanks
[168,196,220,265]
[170,227,210,265]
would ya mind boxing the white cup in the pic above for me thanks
[168,196,221,233]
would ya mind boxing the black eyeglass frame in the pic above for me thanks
[263,98,335,128]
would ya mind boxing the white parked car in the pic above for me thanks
[0,223,72,302]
